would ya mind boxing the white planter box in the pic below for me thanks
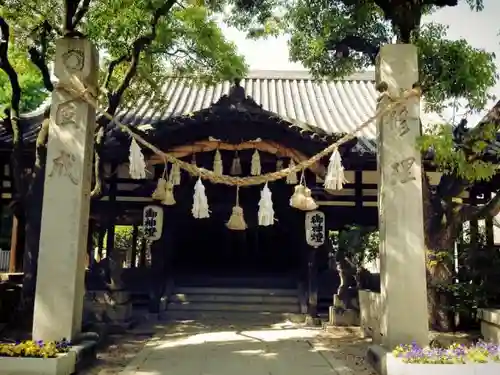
[0,351,76,375]
[387,354,500,375]
[478,308,500,344]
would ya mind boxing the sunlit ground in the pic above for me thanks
[117,318,375,375]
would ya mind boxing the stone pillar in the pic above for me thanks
[33,37,98,342]
[376,44,428,349]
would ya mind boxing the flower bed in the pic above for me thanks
[0,339,76,375]
[386,341,500,375]
[0,339,71,358]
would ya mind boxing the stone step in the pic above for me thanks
[170,293,298,304]
[174,276,297,288]
[167,301,300,313]
[174,286,298,296]
[161,309,307,323]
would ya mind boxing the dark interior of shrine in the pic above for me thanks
[172,188,304,276]
[159,153,308,277]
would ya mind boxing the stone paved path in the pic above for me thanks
[117,316,376,375]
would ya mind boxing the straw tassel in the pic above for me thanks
[324,149,346,191]
[152,178,167,200]
[276,159,283,171]
[251,150,261,175]
[128,138,146,179]
[303,186,318,210]
[226,186,247,230]
[169,163,181,186]
[161,181,176,206]
[230,151,242,175]
[286,159,298,184]
[290,185,306,209]
[290,172,318,211]
[258,183,274,226]
[192,177,210,219]
[213,149,223,175]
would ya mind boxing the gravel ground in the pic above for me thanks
[79,324,160,375]
[316,326,378,375]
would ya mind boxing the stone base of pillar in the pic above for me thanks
[304,315,322,326]
[328,306,360,326]
[366,344,390,375]
[83,289,135,332]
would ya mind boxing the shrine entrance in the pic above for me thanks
[169,182,305,278]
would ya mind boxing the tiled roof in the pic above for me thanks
[115,70,379,152]
[0,70,445,153]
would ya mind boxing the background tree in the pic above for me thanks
[227,0,499,331]
[0,0,249,313]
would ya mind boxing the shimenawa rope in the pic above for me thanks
[55,80,420,187]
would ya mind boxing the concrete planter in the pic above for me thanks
[386,354,500,375]
[0,351,76,375]
[478,308,500,344]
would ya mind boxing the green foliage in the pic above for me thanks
[287,0,390,78]
[416,23,497,112]
[419,123,499,182]
[1,0,248,112]
[114,225,134,251]
[227,0,497,113]
[104,225,144,252]
[437,227,500,321]
[329,225,379,268]
[0,41,47,112]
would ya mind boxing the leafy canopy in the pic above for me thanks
[225,0,499,186]
[0,0,248,112]
[0,45,47,112]
[226,0,497,113]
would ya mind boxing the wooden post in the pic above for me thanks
[131,225,138,268]
[139,238,147,267]
[105,162,118,258]
[307,249,318,318]
[8,215,19,272]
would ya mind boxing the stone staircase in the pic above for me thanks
[163,275,301,319]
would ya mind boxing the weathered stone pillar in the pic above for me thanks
[33,37,98,341]
[376,44,428,349]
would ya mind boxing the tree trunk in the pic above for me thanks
[426,240,455,331]
[422,174,457,332]
[20,166,45,315]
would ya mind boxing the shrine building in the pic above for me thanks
[0,70,495,317]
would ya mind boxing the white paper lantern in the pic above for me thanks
[143,205,163,241]
[305,210,325,248]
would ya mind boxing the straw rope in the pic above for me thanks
[56,80,420,187]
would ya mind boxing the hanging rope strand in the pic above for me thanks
[55,81,420,187]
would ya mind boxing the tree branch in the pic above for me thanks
[28,21,54,92]
[0,18,22,148]
[64,0,81,33]
[103,54,131,95]
[326,35,381,65]
[92,0,178,198]
[107,0,178,113]
[71,0,91,30]
[0,17,25,208]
